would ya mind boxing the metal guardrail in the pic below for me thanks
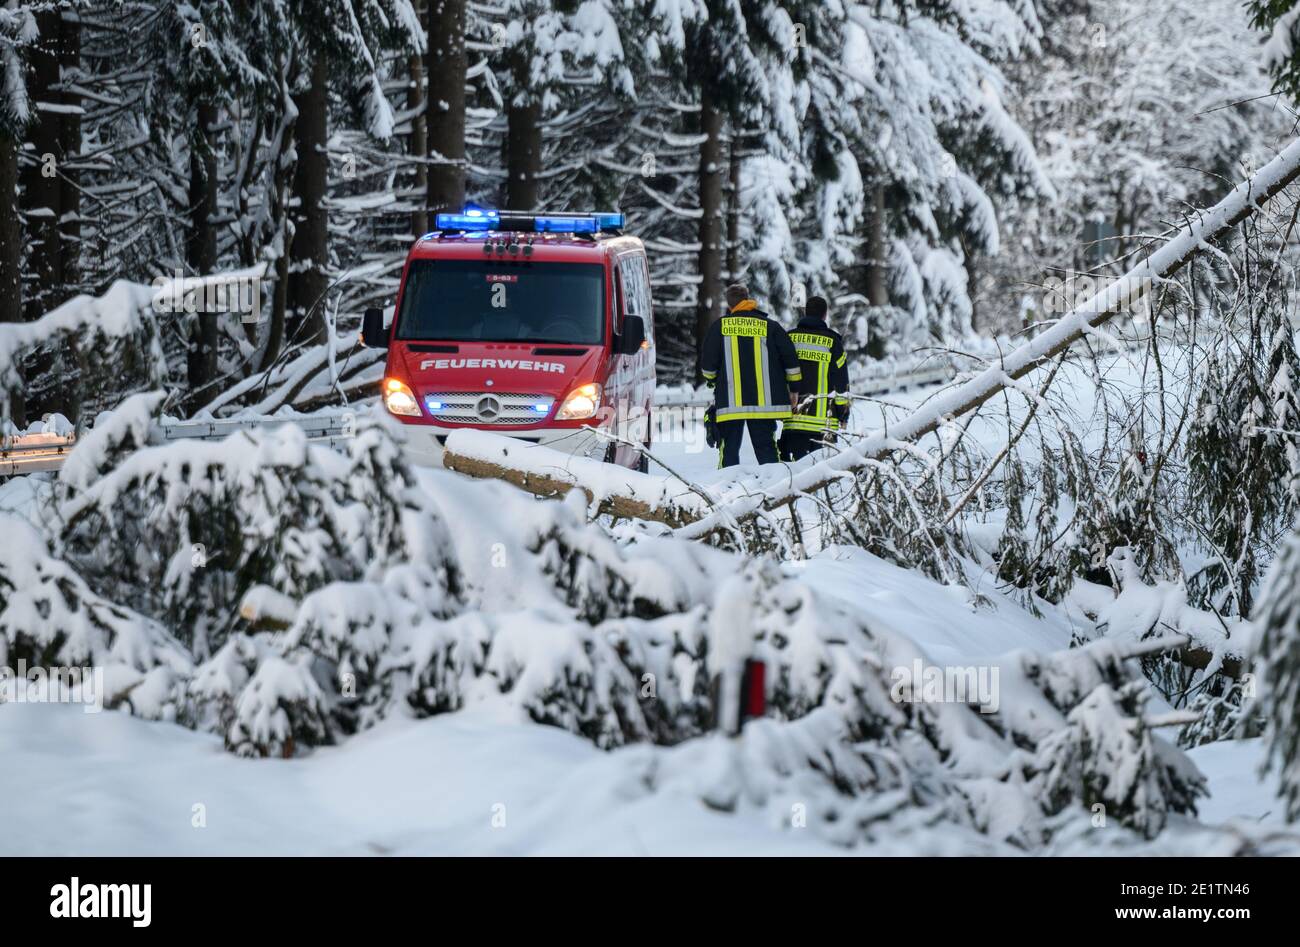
[856,365,955,397]
[154,413,355,445]
[1,413,357,478]
[0,431,79,477]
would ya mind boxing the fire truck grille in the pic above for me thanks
[422,391,554,425]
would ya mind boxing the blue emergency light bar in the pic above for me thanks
[435,209,500,231]
[433,208,624,234]
[534,216,597,233]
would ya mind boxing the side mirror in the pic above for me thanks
[361,307,387,348]
[616,315,645,356]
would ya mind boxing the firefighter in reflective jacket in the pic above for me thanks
[779,295,850,462]
[701,283,802,467]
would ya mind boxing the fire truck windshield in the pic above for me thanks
[395,259,604,345]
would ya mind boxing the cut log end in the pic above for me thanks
[442,448,697,529]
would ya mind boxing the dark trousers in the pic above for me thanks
[778,428,822,462]
[717,418,780,467]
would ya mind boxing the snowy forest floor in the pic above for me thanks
[0,546,1283,855]
[1,346,1294,855]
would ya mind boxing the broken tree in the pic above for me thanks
[443,137,1300,536]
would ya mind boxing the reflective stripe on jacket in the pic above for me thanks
[700,301,802,423]
[784,316,849,433]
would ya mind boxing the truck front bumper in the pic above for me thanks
[399,422,608,468]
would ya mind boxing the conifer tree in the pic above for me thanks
[1253,528,1300,821]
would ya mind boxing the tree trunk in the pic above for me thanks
[288,54,329,348]
[865,186,887,306]
[864,183,887,358]
[19,10,83,420]
[257,72,298,373]
[58,10,83,421]
[58,11,80,294]
[442,435,702,528]
[409,49,428,236]
[725,128,741,282]
[695,88,724,376]
[262,247,291,374]
[186,102,219,410]
[0,130,19,319]
[0,127,24,426]
[426,0,466,216]
[20,9,64,323]
[505,99,541,210]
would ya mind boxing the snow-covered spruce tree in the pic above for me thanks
[1251,527,1300,821]
[1002,638,1206,838]
[226,652,333,758]
[679,0,786,359]
[533,1,711,377]
[527,494,693,623]
[1029,443,1068,602]
[205,571,701,754]
[700,0,835,315]
[88,1,423,405]
[135,1,251,405]
[1250,0,1300,97]
[192,534,885,757]
[704,579,1212,845]
[53,394,453,658]
[277,0,422,349]
[1185,300,1298,618]
[1008,429,1113,604]
[836,447,967,584]
[995,455,1035,601]
[1178,676,1260,749]
[479,0,639,210]
[825,0,1050,348]
[984,0,1291,334]
[1031,679,1204,838]
[0,511,192,720]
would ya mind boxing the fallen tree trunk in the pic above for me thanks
[445,138,1300,536]
[442,430,708,527]
[1107,632,1240,678]
[1174,647,1244,681]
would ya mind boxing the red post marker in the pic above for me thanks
[741,659,766,722]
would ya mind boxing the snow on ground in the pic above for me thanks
[792,545,1073,665]
[0,700,851,856]
[0,528,1285,855]
[1187,739,1286,828]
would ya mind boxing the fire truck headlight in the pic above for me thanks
[556,383,601,420]
[383,378,421,417]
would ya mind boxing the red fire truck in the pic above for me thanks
[362,209,655,470]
